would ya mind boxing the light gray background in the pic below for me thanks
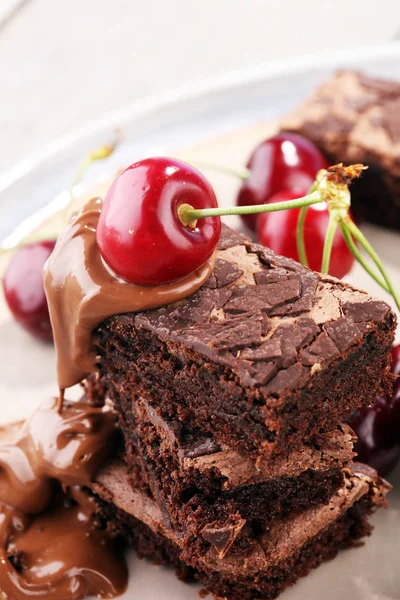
[1,0,400,173]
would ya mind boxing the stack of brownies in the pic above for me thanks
[90,224,395,599]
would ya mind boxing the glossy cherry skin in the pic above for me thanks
[391,343,400,377]
[2,241,55,341]
[347,344,400,476]
[257,189,355,279]
[389,389,400,446]
[347,395,400,477]
[237,132,329,231]
[389,344,400,443]
[97,157,221,286]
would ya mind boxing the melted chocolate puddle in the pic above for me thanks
[0,397,128,599]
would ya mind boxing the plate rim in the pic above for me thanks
[1,41,400,196]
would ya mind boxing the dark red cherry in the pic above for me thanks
[347,396,400,476]
[389,383,400,441]
[237,132,329,231]
[257,189,355,278]
[96,157,221,286]
[391,343,400,377]
[3,241,55,341]
[389,344,400,443]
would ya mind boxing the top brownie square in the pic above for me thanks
[96,225,396,463]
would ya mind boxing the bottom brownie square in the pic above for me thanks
[92,461,389,600]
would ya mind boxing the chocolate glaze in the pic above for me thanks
[0,398,127,599]
[43,197,215,390]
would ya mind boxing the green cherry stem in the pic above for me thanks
[70,138,120,193]
[295,183,317,269]
[179,190,323,222]
[339,222,389,292]
[63,134,120,226]
[344,218,400,311]
[190,160,250,181]
[321,214,338,274]
[0,137,120,254]
[296,206,309,267]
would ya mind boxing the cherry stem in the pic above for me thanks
[344,218,400,311]
[64,134,120,225]
[296,206,309,267]
[180,190,323,222]
[339,223,389,292]
[295,182,317,269]
[0,136,120,254]
[321,214,338,274]
[193,160,250,181]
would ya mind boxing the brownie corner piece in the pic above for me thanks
[280,69,400,230]
[96,224,396,461]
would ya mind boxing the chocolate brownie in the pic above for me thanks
[110,393,355,558]
[96,224,396,463]
[280,70,400,229]
[92,461,390,600]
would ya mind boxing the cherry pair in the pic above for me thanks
[237,133,354,278]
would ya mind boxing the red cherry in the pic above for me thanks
[97,157,221,286]
[237,133,329,231]
[391,343,400,377]
[2,241,55,341]
[257,189,355,279]
[347,396,400,476]
[389,384,400,444]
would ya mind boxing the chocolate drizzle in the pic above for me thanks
[0,397,127,599]
[43,197,215,391]
[0,185,218,598]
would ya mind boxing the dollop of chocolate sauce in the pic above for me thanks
[0,397,127,599]
[43,197,215,391]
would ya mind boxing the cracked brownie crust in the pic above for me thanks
[96,225,395,461]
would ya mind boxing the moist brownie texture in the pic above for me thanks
[92,461,390,600]
[114,393,355,559]
[96,224,396,462]
[280,70,400,230]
